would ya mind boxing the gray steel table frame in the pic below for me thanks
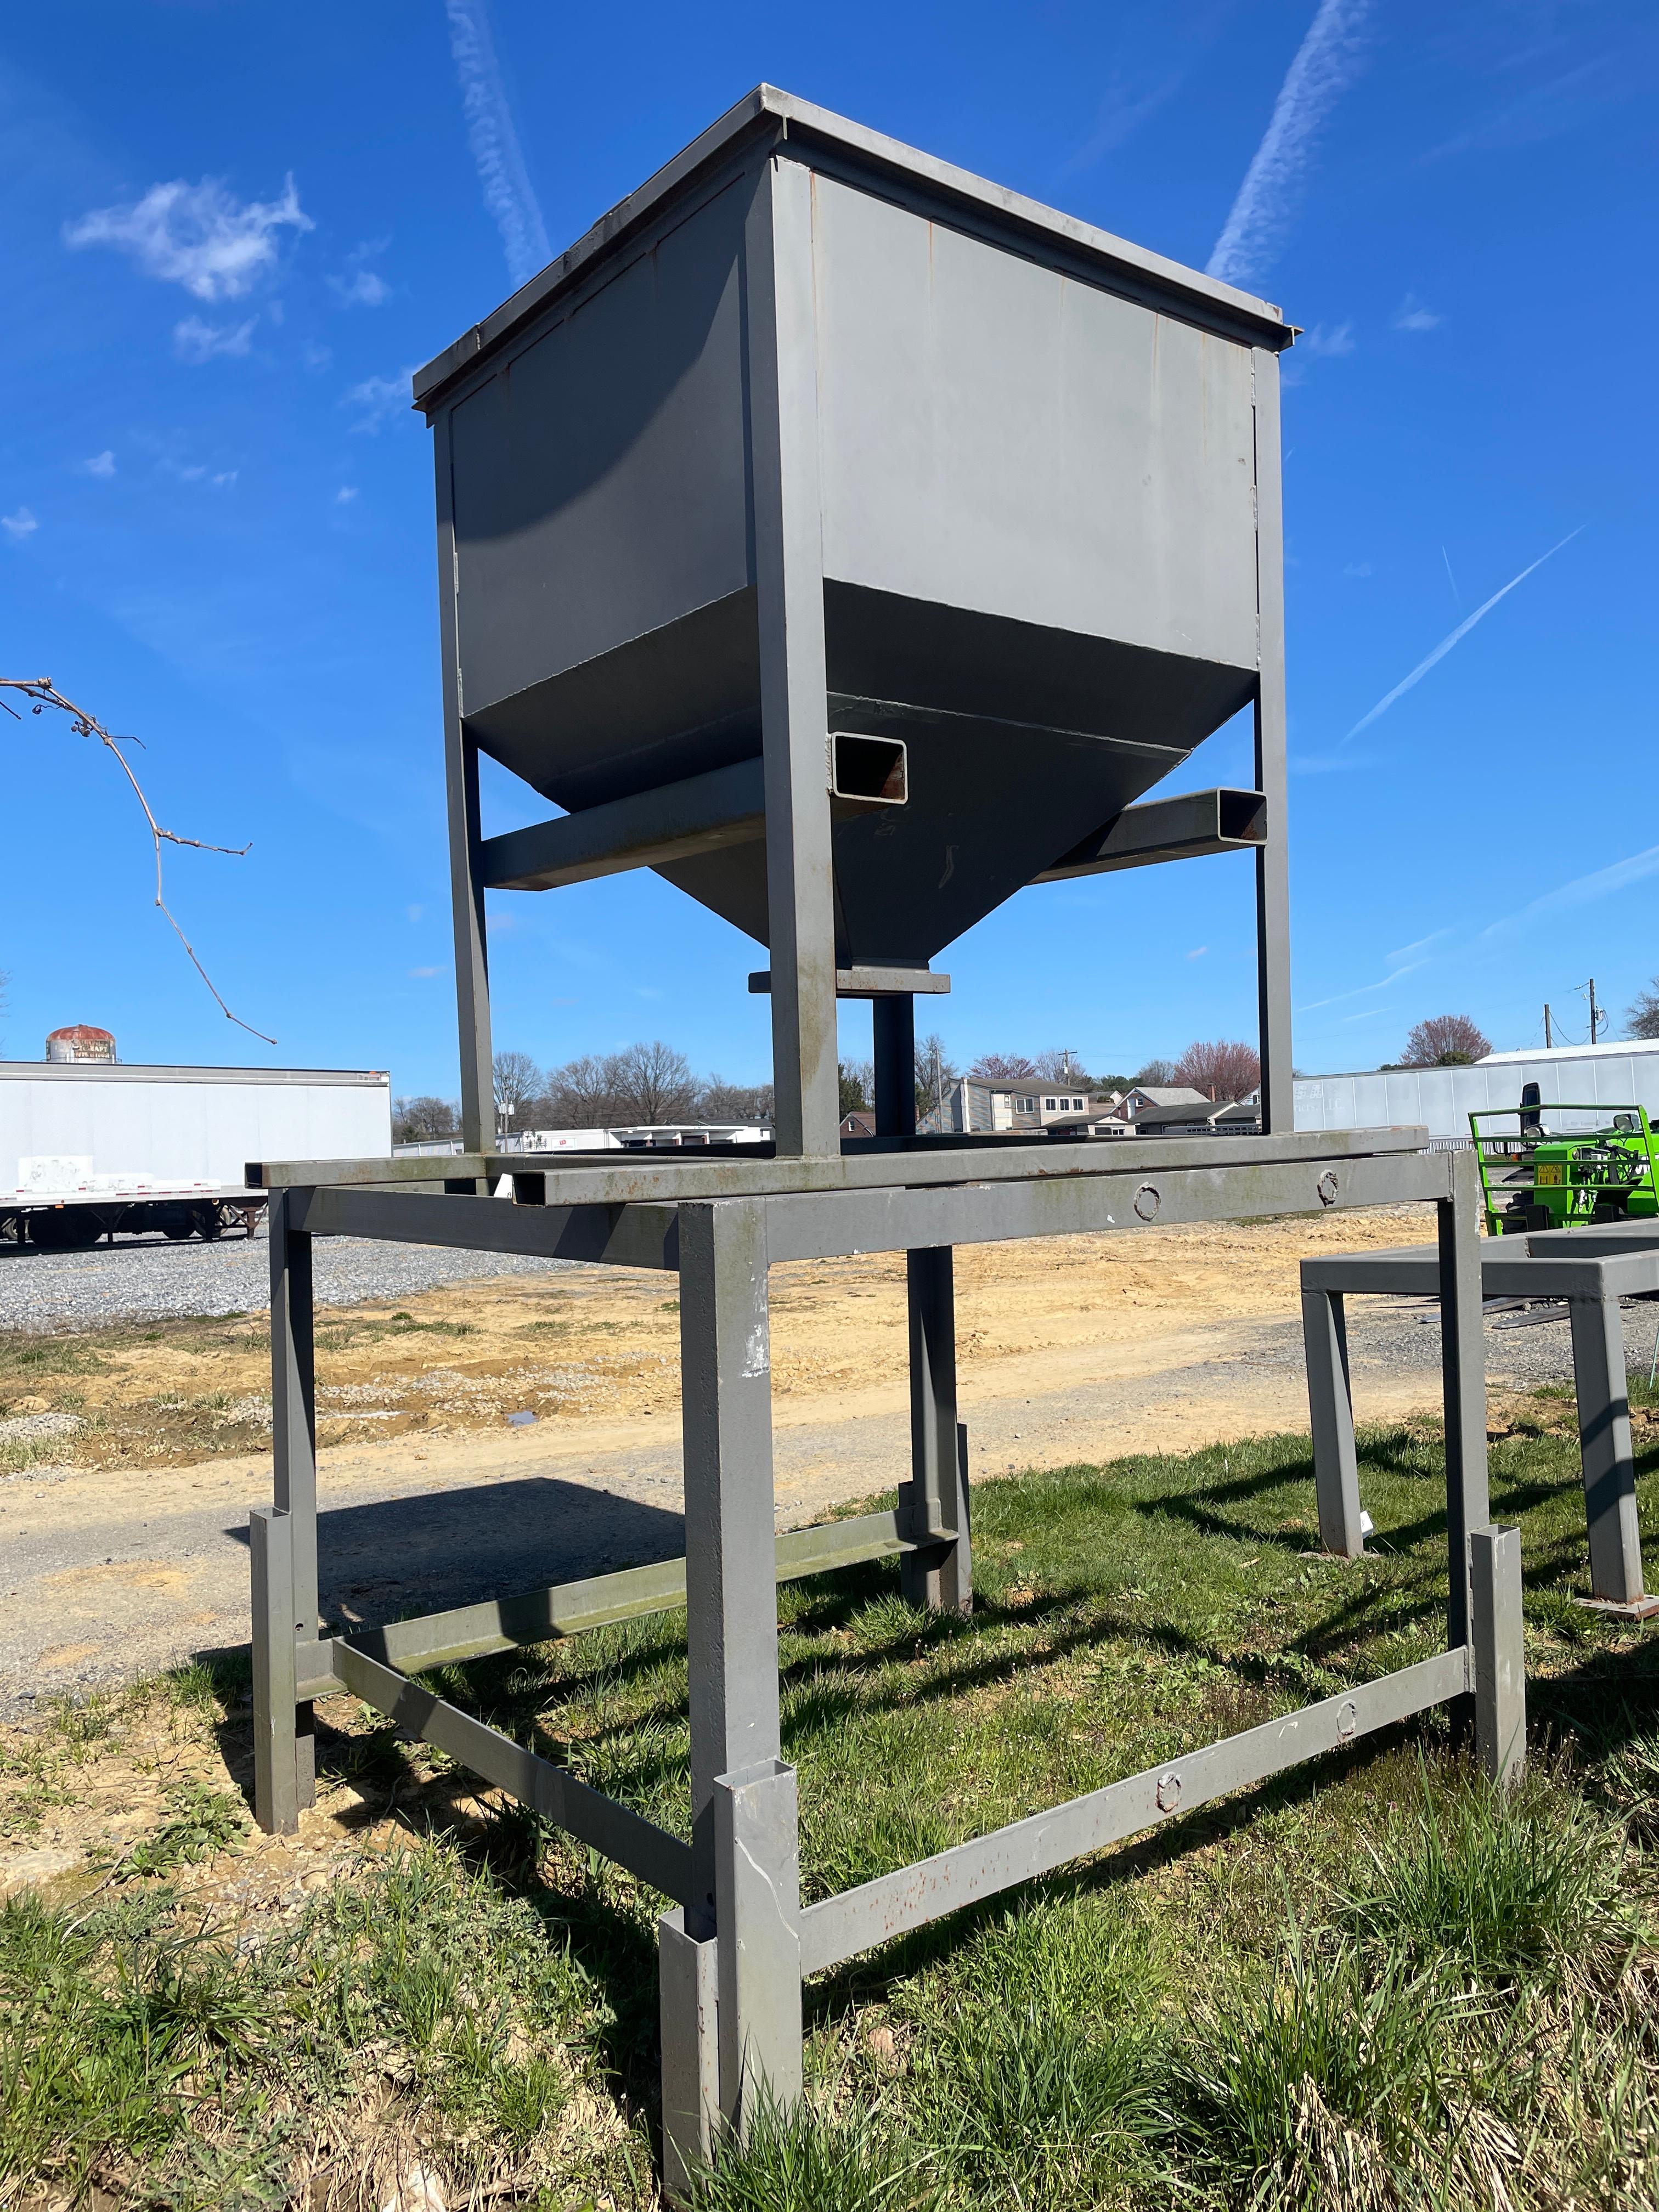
[1302,1227,1659,1610]
[249,1140,1522,2198]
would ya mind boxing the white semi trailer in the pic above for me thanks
[0,1060,391,1249]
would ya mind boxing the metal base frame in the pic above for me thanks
[250,1140,1523,2198]
[1302,1226,1659,1609]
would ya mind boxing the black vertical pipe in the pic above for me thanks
[872,996,916,1138]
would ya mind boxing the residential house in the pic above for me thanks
[1102,1086,1261,1136]
[919,1079,1118,1136]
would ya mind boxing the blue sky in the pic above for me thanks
[2,1,1655,1093]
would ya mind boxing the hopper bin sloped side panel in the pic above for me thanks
[449,173,759,809]
[656,704,1198,966]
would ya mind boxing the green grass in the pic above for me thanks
[5,1400,1659,2208]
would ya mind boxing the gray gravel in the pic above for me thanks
[1344,1295,1659,1393]
[0,1224,572,1333]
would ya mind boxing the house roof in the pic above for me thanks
[1128,1087,1211,1110]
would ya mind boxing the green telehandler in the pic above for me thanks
[1471,1088,1659,1236]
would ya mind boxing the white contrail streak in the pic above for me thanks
[1207,0,1370,288]
[445,0,550,290]
[1480,843,1659,941]
[1342,527,1584,745]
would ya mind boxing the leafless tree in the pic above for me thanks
[393,1095,459,1143]
[968,1052,1037,1083]
[1032,1048,1094,1086]
[1172,1040,1262,1101]
[540,1054,618,1127]
[1,676,268,1041]
[916,1032,958,1121]
[1400,1013,1491,1068]
[696,1076,774,1124]
[610,1040,697,1125]
[492,1049,543,1128]
[1132,1057,1178,1087]
[1626,981,1659,1041]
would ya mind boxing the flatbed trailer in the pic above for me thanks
[1,1177,266,1249]
[0,1058,388,1250]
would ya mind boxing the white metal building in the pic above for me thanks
[1294,1040,1659,1142]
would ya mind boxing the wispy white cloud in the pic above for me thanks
[1480,844,1659,943]
[343,368,417,433]
[1341,527,1584,744]
[332,268,389,307]
[335,486,359,504]
[445,0,550,290]
[1064,71,1185,172]
[1186,946,1209,961]
[79,450,116,477]
[301,341,332,371]
[409,966,444,979]
[174,314,256,363]
[1343,560,1372,577]
[1297,957,1429,1016]
[2,507,39,541]
[1207,0,1370,288]
[65,176,311,300]
[329,239,391,307]
[1306,319,1356,355]
[1386,929,1452,964]
[1393,292,1442,330]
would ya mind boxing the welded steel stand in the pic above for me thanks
[247,1134,1524,2200]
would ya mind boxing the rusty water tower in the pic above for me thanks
[46,1025,116,1063]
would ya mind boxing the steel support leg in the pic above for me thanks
[873,998,971,1611]
[659,1908,720,2203]
[715,1760,804,2126]
[747,156,840,1160]
[679,1198,803,2134]
[1251,345,1294,1137]
[268,1191,315,1812]
[901,1248,971,1611]
[1303,1286,1363,1557]
[1438,1154,1491,1663]
[1470,1526,1526,1787]
[435,401,495,1156]
[250,1506,299,1833]
[1567,1293,1646,1605]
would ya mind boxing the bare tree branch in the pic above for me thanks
[0,676,273,1045]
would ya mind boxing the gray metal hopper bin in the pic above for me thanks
[415,86,1294,1155]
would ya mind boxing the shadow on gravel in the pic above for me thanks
[221,1475,687,1629]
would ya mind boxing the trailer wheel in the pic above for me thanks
[162,1218,194,1241]
[194,1204,226,1242]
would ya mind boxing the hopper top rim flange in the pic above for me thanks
[411,84,1293,419]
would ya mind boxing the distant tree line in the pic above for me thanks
[392,1042,774,1145]
[396,993,1659,1144]
[957,1042,1265,1103]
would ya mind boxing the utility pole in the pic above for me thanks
[1543,1003,1553,1049]
[1578,978,1602,1045]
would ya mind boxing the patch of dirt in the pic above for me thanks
[0,1207,1438,1475]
